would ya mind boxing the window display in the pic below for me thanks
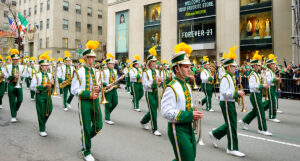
[115,11,129,54]
[240,0,271,7]
[144,3,161,25]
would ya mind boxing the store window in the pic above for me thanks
[62,38,68,48]
[240,0,272,64]
[115,10,129,60]
[144,3,161,61]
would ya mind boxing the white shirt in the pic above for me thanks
[71,67,101,96]
[123,67,130,77]
[142,68,159,92]
[129,67,142,83]
[220,73,237,102]
[249,71,262,93]
[201,68,212,84]
[161,78,193,123]
[57,65,75,81]
[102,68,118,85]
[30,72,53,92]
[218,66,226,79]
[265,68,276,86]
[3,64,26,80]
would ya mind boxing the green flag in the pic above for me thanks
[18,12,28,28]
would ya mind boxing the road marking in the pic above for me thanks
[238,133,300,148]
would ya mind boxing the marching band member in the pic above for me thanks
[71,41,102,161]
[57,57,64,96]
[5,56,12,93]
[102,53,120,125]
[28,57,38,101]
[57,51,75,111]
[23,56,31,89]
[0,55,5,109]
[209,46,246,157]
[218,52,227,78]
[141,46,162,135]
[123,59,131,93]
[30,52,54,137]
[265,54,281,123]
[129,55,144,112]
[200,56,214,111]
[160,59,172,89]
[3,49,26,123]
[161,42,204,161]
[78,59,85,69]
[239,51,272,136]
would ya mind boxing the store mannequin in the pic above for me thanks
[265,18,271,38]
[254,19,260,39]
[247,20,253,38]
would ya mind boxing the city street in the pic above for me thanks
[0,85,300,161]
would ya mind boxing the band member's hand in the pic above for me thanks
[14,73,19,79]
[90,92,98,100]
[189,75,194,82]
[263,83,269,89]
[93,86,100,93]
[50,80,54,86]
[107,84,112,88]
[157,77,162,83]
[238,90,245,97]
[62,81,66,84]
[276,77,282,83]
[193,111,204,120]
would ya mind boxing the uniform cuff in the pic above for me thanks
[8,75,14,81]
[58,78,63,83]
[176,110,193,123]
[233,90,239,100]
[259,84,264,91]
[79,91,91,99]
[208,77,213,82]
[272,78,277,84]
[103,82,107,87]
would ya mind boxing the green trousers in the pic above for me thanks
[242,93,269,131]
[63,85,74,108]
[25,77,31,88]
[268,86,277,119]
[0,82,5,105]
[35,91,53,132]
[79,98,102,156]
[104,88,118,121]
[59,88,63,95]
[201,83,213,110]
[8,83,23,118]
[132,82,144,109]
[141,91,158,131]
[125,77,130,92]
[212,101,238,151]
[5,82,8,92]
[30,90,35,99]
[168,123,196,161]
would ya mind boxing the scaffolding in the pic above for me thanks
[292,0,300,64]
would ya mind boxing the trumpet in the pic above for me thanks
[104,75,125,93]
[52,66,59,96]
[15,71,22,88]
[276,72,281,91]
[193,100,204,145]
[237,83,246,112]
[99,69,108,104]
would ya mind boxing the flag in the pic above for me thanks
[8,17,17,32]
[18,12,28,31]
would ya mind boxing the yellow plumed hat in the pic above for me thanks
[6,56,11,61]
[9,49,20,59]
[172,42,192,67]
[266,53,277,65]
[221,52,227,62]
[64,51,71,60]
[0,55,3,62]
[106,53,115,63]
[83,40,100,57]
[202,56,209,65]
[79,59,85,65]
[147,46,158,63]
[250,50,262,65]
[39,52,50,65]
[224,46,238,66]
[132,55,140,64]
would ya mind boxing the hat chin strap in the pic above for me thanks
[177,64,186,81]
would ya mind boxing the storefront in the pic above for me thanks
[177,0,216,65]
[115,10,129,62]
[144,3,161,62]
[240,0,273,64]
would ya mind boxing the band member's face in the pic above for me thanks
[269,63,276,71]
[204,64,210,69]
[179,64,191,78]
[227,65,237,75]
[65,60,71,66]
[149,61,156,68]
[107,63,114,69]
[85,56,96,66]
[134,63,139,68]
[12,59,19,65]
[31,63,34,66]
[41,65,49,72]
[126,64,130,67]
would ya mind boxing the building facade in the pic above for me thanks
[0,0,17,58]
[17,0,107,60]
[107,0,296,65]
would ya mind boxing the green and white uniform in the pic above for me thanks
[0,66,5,107]
[3,64,25,118]
[27,65,38,100]
[57,64,75,109]
[102,68,119,121]
[265,67,277,119]
[30,71,53,132]
[200,68,213,111]
[212,71,240,151]
[242,70,269,131]
[71,66,103,157]
[129,67,144,110]
[160,69,172,89]
[161,77,195,161]
[123,67,131,93]
[141,68,159,131]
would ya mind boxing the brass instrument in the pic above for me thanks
[59,78,72,88]
[15,64,22,88]
[193,74,199,90]
[0,71,4,83]
[104,75,125,93]
[297,78,300,86]
[52,65,59,96]
[99,68,109,104]
[193,100,204,145]
[276,72,281,91]
[237,83,246,112]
